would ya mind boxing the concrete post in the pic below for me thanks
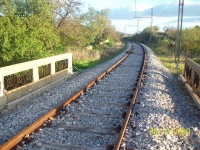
[0,75,4,96]
[51,62,55,75]
[191,69,195,86]
[68,54,73,74]
[33,67,39,82]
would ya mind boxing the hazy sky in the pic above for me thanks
[81,0,157,11]
[81,0,200,11]
[80,0,200,33]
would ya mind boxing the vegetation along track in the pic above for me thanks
[0,43,147,150]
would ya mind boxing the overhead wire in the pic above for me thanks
[153,0,168,16]
[145,0,176,18]
[140,0,166,16]
[157,0,177,18]
[134,0,177,33]
[151,0,177,26]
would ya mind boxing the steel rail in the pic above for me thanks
[0,48,131,150]
[114,43,147,150]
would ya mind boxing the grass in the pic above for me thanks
[148,44,200,75]
[159,56,185,74]
[147,44,192,99]
[67,42,126,72]
[0,42,126,73]
[147,44,185,74]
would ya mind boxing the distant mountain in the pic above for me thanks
[109,3,200,19]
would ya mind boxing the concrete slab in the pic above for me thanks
[0,96,7,106]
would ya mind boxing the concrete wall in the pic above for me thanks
[180,58,200,108]
[0,53,72,107]
[184,58,200,96]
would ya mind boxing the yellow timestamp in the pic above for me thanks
[149,128,190,136]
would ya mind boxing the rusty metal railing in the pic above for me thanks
[183,58,200,97]
[4,70,33,91]
[39,64,51,79]
[55,59,68,73]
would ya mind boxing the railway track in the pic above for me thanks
[0,43,147,150]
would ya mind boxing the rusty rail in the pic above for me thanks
[114,43,147,150]
[180,58,200,108]
[0,48,131,150]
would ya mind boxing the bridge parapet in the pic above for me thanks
[0,53,72,107]
[180,58,200,108]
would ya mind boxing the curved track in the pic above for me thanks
[0,43,147,150]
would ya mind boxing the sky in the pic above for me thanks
[81,0,161,11]
[80,0,200,33]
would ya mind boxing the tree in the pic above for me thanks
[104,26,121,43]
[134,26,160,43]
[181,27,200,56]
[81,7,117,46]
[56,18,92,47]
[165,27,176,41]
[0,0,60,64]
[49,0,86,46]
[57,6,121,47]
[0,0,122,66]
[51,0,83,29]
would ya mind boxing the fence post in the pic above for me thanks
[68,54,73,74]
[33,67,39,82]
[51,62,55,75]
[191,69,195,86]
[0,75,4,96]
[183,59,186,77]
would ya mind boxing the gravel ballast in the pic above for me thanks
[1,43,199,150]
[121,45,200,150]
[0,44,131,146]
[16,43,143,149]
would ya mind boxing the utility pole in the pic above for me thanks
[133,0,153,42]
[133,12,153,42]
[134,0,138,35]
[175,0,184,73]
[135,0,136,17]
[149,8,153,43]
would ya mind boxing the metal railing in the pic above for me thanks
[55,59,68,73]
[4,69,33,91]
